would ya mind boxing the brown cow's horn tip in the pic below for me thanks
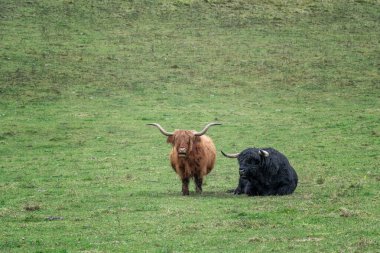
[194,122,222,136]
[147,123,173,136]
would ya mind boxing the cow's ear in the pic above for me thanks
[167,136,175,145]
[259,150,269,157]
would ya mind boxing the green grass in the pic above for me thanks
[1,0,379,252]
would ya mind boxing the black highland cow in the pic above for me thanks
[222,148,298,196]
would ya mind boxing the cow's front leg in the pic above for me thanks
[182,178,190,195]
[194,175,203,194]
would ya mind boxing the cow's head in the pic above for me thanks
[221,148,269,178]
[148,122,221,158]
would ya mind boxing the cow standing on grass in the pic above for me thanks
[222,147,298,196]
[147,122,221,195]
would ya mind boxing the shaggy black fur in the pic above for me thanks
[226,148,298,196]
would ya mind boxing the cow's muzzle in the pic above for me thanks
[178,148,187,158]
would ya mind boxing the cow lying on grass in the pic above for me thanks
[222,147,298,196]
[148,122,221,195]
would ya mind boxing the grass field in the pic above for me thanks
[1,0,379,252]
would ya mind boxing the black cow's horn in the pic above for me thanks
[147,123,173,136]
[194,122,222,136]
[221,150,239,158]
[259,150,269,157]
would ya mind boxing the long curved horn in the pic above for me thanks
[221,150,240,158]
[147,123,173,136]
[194,122,222,136]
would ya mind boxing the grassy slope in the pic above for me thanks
[0,0,379,252]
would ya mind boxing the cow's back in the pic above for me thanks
[265,148,298,195]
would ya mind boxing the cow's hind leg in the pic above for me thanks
[194,175,203,194]
[182,178,190,196]
[275,183,296,195]
[273,173,297,196]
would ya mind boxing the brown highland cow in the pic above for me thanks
[147,122,221,195]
